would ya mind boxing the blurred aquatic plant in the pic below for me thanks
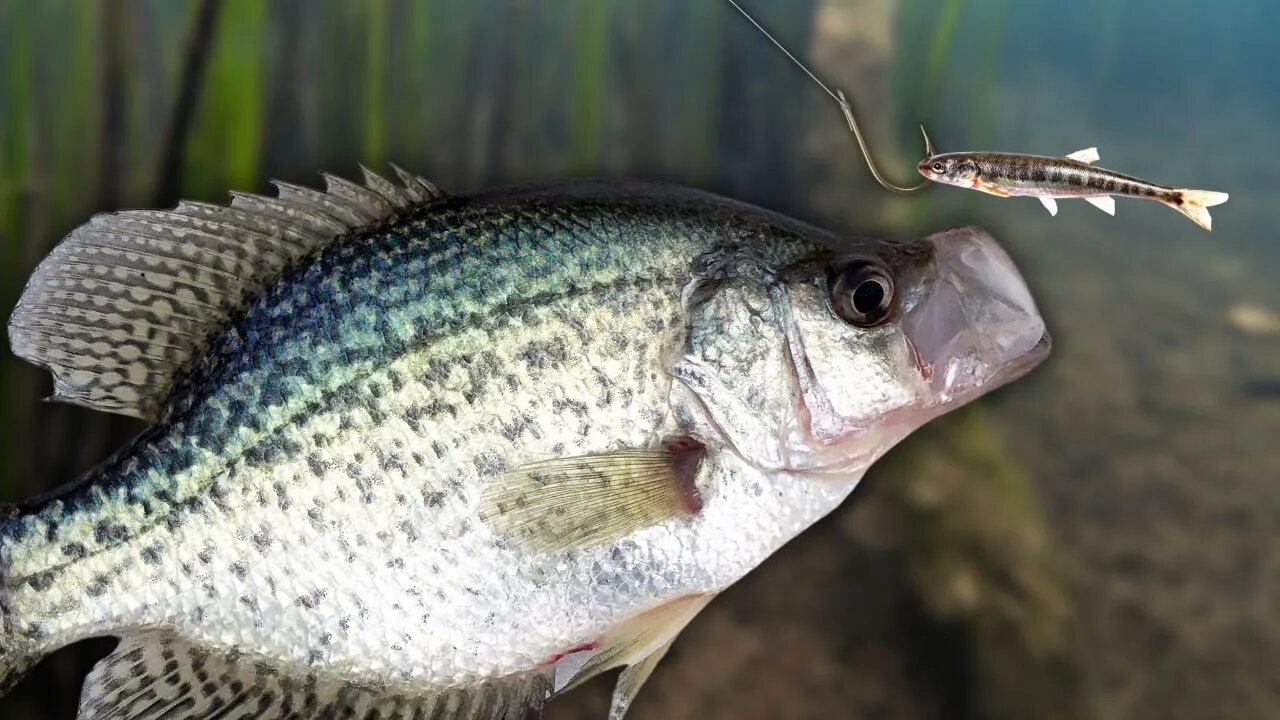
[881,405,1094,720]
[186,0,265,198]
[569,0,608,174]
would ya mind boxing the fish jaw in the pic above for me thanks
[901,226,1050,407]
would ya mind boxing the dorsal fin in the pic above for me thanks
[1064,147,1100,164]
[7,165,445,420]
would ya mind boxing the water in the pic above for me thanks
[0,1,1275,718]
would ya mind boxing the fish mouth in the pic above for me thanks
[902,226,1050,406]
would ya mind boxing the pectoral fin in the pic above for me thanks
[1065,147,1100,164]
[480,438,706,553]
[557,593,715,719]
[1039,197,1059,216]
[1084,195,1116,215]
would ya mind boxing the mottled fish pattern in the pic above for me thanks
[1,169,1049,720]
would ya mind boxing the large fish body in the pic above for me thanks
[919,148,1229,230]
[1,174,1047,719]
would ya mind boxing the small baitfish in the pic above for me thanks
[918,148,1229,230]
[1,169,1049,719]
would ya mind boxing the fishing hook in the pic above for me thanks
[836,90,935,195]
[725,0,934,195]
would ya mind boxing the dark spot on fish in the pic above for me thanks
[398,520,420,541]
[473,451,507,477]
[387,369,406,392]
[87,574,110,597]
[423,490,445,508]
[296,590,326,609]
[62,542,87,560]
[500,417,530,441]
[1031,166,1047,183]
[94,520,129,544]
[231,561,248,580]
[306,453,326,477]
[140,541,164,565]
[252,529,274,551]
[27,570,57,592]
[553,398,590,418]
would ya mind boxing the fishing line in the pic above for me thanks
[724,0,934,195]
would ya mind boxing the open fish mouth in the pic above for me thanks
[902,226,1050,406]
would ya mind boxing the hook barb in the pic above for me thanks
[836,90,934,195]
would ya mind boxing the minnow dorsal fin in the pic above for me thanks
[77,630,551,720]
[7,165,444,420]
[480,439,706,554]
[1065,147,1100,164]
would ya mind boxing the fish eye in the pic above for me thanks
[931,161,946,173]
[829,262,896,328]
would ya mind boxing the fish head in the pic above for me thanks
[918,153,980,186]
[671,226,1049,478]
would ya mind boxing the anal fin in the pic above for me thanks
[608,639,674,720]
[1085,195,1116,215]
[1038,197,1059,216]
[79,630,550,720]
[557,593,715,719]
[480,438,706,553]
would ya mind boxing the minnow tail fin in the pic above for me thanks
[1171,189,1229,231]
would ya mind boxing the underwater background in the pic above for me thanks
[0,0,1275,718]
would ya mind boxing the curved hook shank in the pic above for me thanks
[837,90,933,195]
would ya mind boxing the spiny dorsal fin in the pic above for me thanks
[78,630,551,720]
[7,165,444,420]
[480,438,706,554]
[1065,147,1100,164]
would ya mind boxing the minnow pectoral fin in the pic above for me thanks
[556,592,714,709]
[480,438,706,553]
[78,630,551,720]
[972,180,1012,197]
[7,165,445,421]
[1039,197,1059,216]
[1085,196,1116,215]
[1065,147,1100,164]
[1169,189,1229,231]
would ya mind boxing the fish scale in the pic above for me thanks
[2,173,1048,719]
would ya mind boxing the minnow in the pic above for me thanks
[918,148,1229,231]
[0,165,1049,719]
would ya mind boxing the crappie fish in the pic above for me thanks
[919,148,1229,230]
[1,169,1049,719]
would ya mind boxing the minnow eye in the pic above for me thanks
[829,262,896,328]
[931,161,946,173]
